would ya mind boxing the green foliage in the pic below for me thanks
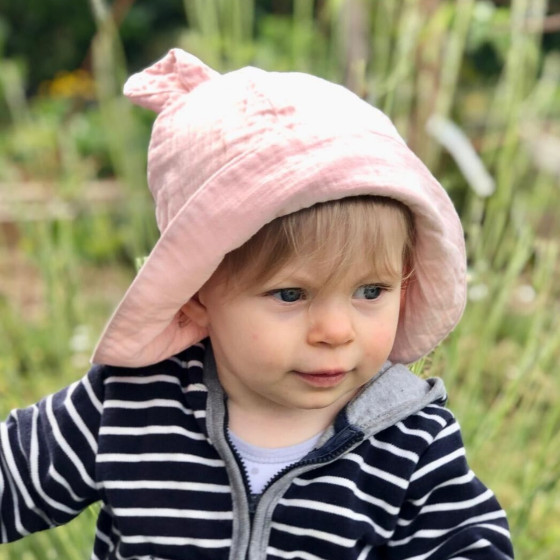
[0,0,96,93]
[0,0,559,558]
[0,505,99,560]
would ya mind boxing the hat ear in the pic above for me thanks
[123,49,220,113]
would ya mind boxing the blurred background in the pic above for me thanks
[0,0,559,557]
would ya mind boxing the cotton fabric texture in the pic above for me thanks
[91,48,467,368]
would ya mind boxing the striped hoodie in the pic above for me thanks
[0,341,513,559]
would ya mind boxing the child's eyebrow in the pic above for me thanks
[264,268,403,290]
[263,272,316,287]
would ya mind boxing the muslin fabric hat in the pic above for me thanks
[91,48,466,367]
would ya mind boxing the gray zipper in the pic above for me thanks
[247,431,364,560]
[204,370,252,560]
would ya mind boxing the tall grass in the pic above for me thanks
[0,0,559,557]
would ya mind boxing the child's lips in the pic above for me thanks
[293,369,349,387]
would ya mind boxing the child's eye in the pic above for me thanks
[269,288,306,303]
[354,284,385,300]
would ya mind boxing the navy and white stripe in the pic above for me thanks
[0,342,514,559]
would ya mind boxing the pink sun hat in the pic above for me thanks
[91,48,466,368]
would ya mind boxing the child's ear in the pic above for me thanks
[180,294,209,328]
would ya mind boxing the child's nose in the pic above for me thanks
[307,300,355,346]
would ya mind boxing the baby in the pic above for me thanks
[0,49,513,559]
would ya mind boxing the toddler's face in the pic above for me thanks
[189,253,403,419]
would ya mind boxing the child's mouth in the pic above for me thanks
[293,370,348,387]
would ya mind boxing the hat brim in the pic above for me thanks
[92,125,465,367]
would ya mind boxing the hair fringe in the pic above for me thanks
[215,196,415,292]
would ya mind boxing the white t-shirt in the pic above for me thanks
[228,430,323,494]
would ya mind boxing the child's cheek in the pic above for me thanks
[366,329,397,357]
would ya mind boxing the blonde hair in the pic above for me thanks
[216,196,415,290]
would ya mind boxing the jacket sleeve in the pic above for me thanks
[0,365,105,542]
[386,411,514,560]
